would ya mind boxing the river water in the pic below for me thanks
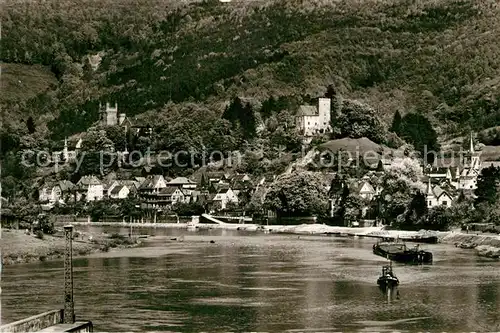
[2,227,500,332]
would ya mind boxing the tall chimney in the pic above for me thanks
[63,225,75,324]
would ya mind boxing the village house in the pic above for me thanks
[425,179,454,208]
[211,187,239,211]
[143,187,186,209]
[39,180,75,205]
[106,180,139,199]
[106,180,140,198]
[230,174,252,197]
[76,176,104,202]
[204,171,231,185]
[109,185,131,199]
[358,181,376,201]
[167,177,197,195]
[231,174,251,183]
[160,187,186,205]
[425,133,483,190]
[138,175,167,194]
[296,97,332,137]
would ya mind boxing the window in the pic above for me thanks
[442,201,447,206]
[428,201,432,206]
[308,122,310,125]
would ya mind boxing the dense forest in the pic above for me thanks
[2,0,500,137]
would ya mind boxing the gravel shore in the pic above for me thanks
[1,228,141,266]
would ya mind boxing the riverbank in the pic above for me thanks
[62,221,443,238]
[1,228,142,266]
[440,232,500,259]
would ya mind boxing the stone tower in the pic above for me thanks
[317,98,332,133]
[99,102,118,126]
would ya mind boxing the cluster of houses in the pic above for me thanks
[35,98,500,221]
[38,171,266,213]
[423,134,500,208]
[38,131,500,219]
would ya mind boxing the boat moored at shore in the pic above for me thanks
[373,240,433,264]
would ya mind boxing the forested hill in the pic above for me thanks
[2,0,500,144]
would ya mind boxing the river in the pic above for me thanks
[2,227,500,332]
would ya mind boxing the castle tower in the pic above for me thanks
[105,102,118,126]
[318,98,331,133]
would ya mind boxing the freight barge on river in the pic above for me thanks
[373,240,433,264]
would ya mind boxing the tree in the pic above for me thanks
[105,126,127,151]
[82,127,114,151]
[328,174,344,197]
[222,97,244,126]
[401,192,428,228]
[398,113,439,165]
[260,96,277,119]
[376,171,416,225]
[343,194,362,227]
[264,171,329,218]
[120,197,142,221]
[239,102,257,140]
[420,206,454,231]
[87,199,118,222]
[222,97,257,141]
[26,116,36,134]
[475,166,500,205]
[173,201,205,216]
[325,84,336,99]
[200,173,208,189]
[334,99,386,144]
[390,111,402,133]
[238,189,253,213]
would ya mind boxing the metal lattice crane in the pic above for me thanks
[64,225,75,324]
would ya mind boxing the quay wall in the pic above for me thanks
[0,310,62,333]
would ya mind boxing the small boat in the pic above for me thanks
[373,240,433,264]
[377,263,399,289]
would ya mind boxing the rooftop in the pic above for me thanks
[297,105,318,117]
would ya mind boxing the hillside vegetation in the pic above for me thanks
[0,63,57,102]
[1,0,500,148]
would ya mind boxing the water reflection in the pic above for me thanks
[2,229,500,332]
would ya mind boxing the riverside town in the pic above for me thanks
[1,0,500,332]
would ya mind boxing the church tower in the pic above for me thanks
[63,137,69,161]
[425,178,436,208]
[463,132,481,171]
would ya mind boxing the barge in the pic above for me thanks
[373,241,433,264]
